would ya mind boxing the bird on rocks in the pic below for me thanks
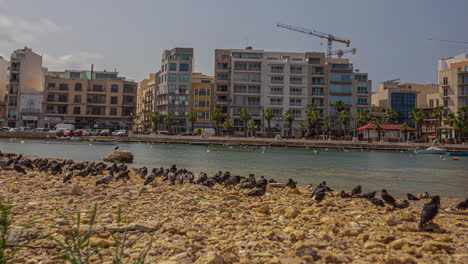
[144,168,157,186]
[114,146,119,150]
[256,176,268,188]
[177,173,184,185]
[248,186,266,196]
[96,171,114,186]
[247,174,256,183]
[187,172,195,184]
[419,195,440,229]
[311,191,325,203]
[396,200,409,209]
[168,172,176,185]
[13,164,27,174]
[138,167,148,179]
[340,191,352,198]
[407,193,420,201]
[351,185,362,196]
[370,198,385,207]
[286,178,297,189]
[115,170,130,182]
[76,168,90,177]
[63,170,74,183]
[361,191,377,200]
[381,189,397,207]
[456,199,468,210]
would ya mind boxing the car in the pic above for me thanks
[63,130,74,137]
[72,130,83,136]
[156,131,170,135]
[9,128,21,132]
[99,129,111,136]
[114,130,128,137]
[34,128,49,133]
[2,127,11,131]
[54,129,67,137]
[82,129,99,136]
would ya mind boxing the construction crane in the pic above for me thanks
[330,48,356,58]
[276,23,351,57]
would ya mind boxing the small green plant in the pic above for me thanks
[53,204,102,264]
[0,201,30,264]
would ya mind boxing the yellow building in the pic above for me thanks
[135,73,158,132]
[438,53,468,113]
[191,73,214,128]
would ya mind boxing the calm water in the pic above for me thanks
[1,139,467,198]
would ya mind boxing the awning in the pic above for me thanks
[357,123,416,131]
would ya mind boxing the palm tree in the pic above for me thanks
[262,108,274,137]
[357,109,370,140]
[400,122,409,142]
[150,110,163,132]
[186,111,197,134]
[239,108,252,137]
[305,104,320,138]
[338,110,350,138]
[410,108,425,139]
[373,119,383,142]
[284,109,295,137]
[333,100,345,114]
[210,108,223,136]
[299,122,308,138]
[433,106,445,139]
[384,109,398,123]
[223,118,233,135]
[164,112,174,134]
[322,120,331,140]
[446,112,456,140]
[247,120,257,137]
[453,112,466,144]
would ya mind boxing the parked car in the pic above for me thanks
[72,130,83,136]
[99,129,111,136]
[63,130,74,137]
[156,131,170,135]
[54,129,67,137]
[82,129,99,136]
[34,128,49,133]
[113,130,128,137]
[2,127,11,131]
[9,128,21,132]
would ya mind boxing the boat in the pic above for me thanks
[414,147,447,154]
[447,152,468,156]
[89,140,117,145]
[190,142,209,146]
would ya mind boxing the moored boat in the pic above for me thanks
[447,152,468,156]
[414,146,447,154]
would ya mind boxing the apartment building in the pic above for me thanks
[135,73,159,132]
[190,73,215,128]
[6,47,47,128]
[155,48,194,133]
[372,81,439,123]
[0,56,9,125]
[43,70,137,129]
[438,53,468,113]
[214,47,371,136]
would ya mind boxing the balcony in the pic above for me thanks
[270,69,284,74]
[271,80,284,84]
[290,70,304,75]
[21,108,41,114]
[311,71,324,76]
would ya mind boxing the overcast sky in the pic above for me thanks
[1,0,467,90]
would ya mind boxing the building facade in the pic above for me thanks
[438,53,468,113]
[155,48,194,133]
[214,47,372,136]
[135,73,158,132]
[0,56,9,125]
[6,47,47,128]
[43,70,137,129]
[190,73,215,128]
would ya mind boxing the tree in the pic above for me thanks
[373,119,383,142]
[461,106,468,122]
[433,106,445,140]
[299,122,308,138]
[400,122,409,142]
[357,109,370,141]
[163,112,174,134]
[247,120,257,136]
[333,100,345,114]
[262,108,274,137]
[446,112,456,140]
[384,109,398,123]
[150,111,163,132]
[449,112,466,144]
[305,104,320,138]
[322,120,331,140]
[239,108,252,137]
[338,110,350,138]
[223,118,233,135]
[210,108,223,136]
[186,111,197,134]
[284,109,295,137]
[410,108,425,139]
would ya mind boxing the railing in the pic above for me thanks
[311,71,324,75]
[290,70,303,74]
[21,108,41,113]
[271,80,284,84]
[290,80,303,85]
[270,69,284,74]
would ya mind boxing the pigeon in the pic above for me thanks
[407,193,420,201]
[168,172,176,185]
[340,190,351,198]
[115,170,130,182]
[176,174,184,185]
[370,198,385,207]
[396,200,409,209]
[188,172,195,184]
[76,168,90,177]
[311,191,325,203]
[96,171,114,186]
[114,146,119,150]
[419,195,440,229]
[256,176,268,188]
[248,187,266,196]
[351,185,362,196]
[381,189,397,207]
[144,169,157,186]
[455,199,468,211]
[63,170,74,183]
[286,178,297,189]
[13,164,27,174]
[361,191,377,200]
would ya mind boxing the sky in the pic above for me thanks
[1,0,467,90]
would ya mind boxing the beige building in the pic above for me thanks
[438,53,468,113]
[190,73,214,128]
[43,70,137,130]
[135,73,158,132]
[0,56,9,125]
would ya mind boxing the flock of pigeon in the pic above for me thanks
[1,152,467,232]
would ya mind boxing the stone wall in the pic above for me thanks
[0,131,55,139]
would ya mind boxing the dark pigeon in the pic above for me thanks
[381,189,397,207]
[419,195,440,229]
[407,193,420,201]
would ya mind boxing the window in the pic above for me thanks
[47,94,55,102]
[232,52,263,59]
[123,96,134,105]
[270,87,283,95]
[308,58,321,64]
[87,95,106,104]
[290,88,302,96]
[312,88,323,96]
[312,98,323,106]
[93,84,103,92]
[169,63,177,71]
[217,85,228,92]
[217,73,228,81]
[178,96,187,103]
[179,74,189,82]
[179,85,187,93]
[355,75,368,82]
[271,76,284,84]
[179,64,189,72]
[111,96,118,104]
[289,98,302,106]
[58,105,67,114]
[59,84,69,91]
[312,78,324,85]
[331,64,352,71]
[179,54,190,60]
[270,98,283,106]
[74,95,81,103]
[444,99,449,107]
[290,65,303,74]
[169,73,177,81]
[357,86,368,94]
[73,107,80,115]
[272,108,282,117]
[330,73,352,82]
[46,105,54,111]
[48,83,56,88]
[461,86,468,96]
[443,77,448,85]
[58,94,68,102]
[271,65,283,73]
[195,101,210,107]
[70,72,80,79]
[111,84,118,93]
[312,67,324,75]
[217,63,228,70]
[74,83,82,91]
[330,84,352,94]
[195,89,209,95]
[233,95,260,106]
[233,73,261,83]
[291,109,302,118]
[123,85,134,93]
[290,77,302,85]
[168,84,176,92]
[110,108,117,116]
[443,87,448,96]
[357,97,368,105]
[390,93,415,123]
[330,96,352,105]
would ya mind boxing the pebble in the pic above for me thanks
[71,184,83,196]
[386,215,403,226]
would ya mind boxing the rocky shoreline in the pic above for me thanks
[0,157,467,263]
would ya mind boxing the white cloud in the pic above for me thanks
[0,14,60,46]
[43,52,103,71]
